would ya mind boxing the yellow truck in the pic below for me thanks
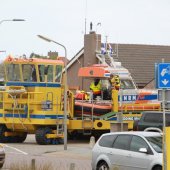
[0,55,161,144]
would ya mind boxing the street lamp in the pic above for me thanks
[0,19,25,25]
[37,35,68,150]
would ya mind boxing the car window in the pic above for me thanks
[166,114,170,125]
[113,135,131,150]
[130,136,149,152]
[99,135,116,148]
[143,113,162,123]
[144,113,170,125]
[146,136,162,153]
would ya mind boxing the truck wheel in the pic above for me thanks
[0,125,10,143]
[16,132,27,143]
[35,127,52,145]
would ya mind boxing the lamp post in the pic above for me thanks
[37,35,68,150]
[0,19,25,25]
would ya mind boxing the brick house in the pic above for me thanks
[67,32,170,92]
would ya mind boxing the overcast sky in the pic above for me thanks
[0,0,170,61]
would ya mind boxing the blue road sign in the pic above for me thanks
[157,63,170,89]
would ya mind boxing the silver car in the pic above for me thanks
[0,145,5,169]
[92,131,162,170]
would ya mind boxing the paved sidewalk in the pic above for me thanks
[42,143,92,170]
[2,135,94,170]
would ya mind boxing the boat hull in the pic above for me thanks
[74,101,111,117]
[74,101,161,117]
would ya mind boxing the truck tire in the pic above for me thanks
[16,132,27,143]
[0,125,10,143]
[35,127,52,145]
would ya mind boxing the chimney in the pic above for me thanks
[84,23,101,66]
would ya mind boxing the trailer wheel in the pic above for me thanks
[35,127,52,145]
[0,125,10,143]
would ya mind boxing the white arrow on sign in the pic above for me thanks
[161,69,167,77]
[162,79,169,85]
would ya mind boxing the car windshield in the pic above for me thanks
[146,136,162,153]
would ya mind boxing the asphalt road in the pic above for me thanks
[2,135,93,170]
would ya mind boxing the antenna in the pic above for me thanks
[90,22,93,32]
[84,0,87,34]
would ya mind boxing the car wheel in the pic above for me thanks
[153,165,162,170]
[97,162,109,170]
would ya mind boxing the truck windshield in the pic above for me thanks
[22,64,36,82]
[6,64,21,81]
[146,136,162,153]
[55,65,62,83]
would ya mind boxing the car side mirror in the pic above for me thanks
[139,148,148,153]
